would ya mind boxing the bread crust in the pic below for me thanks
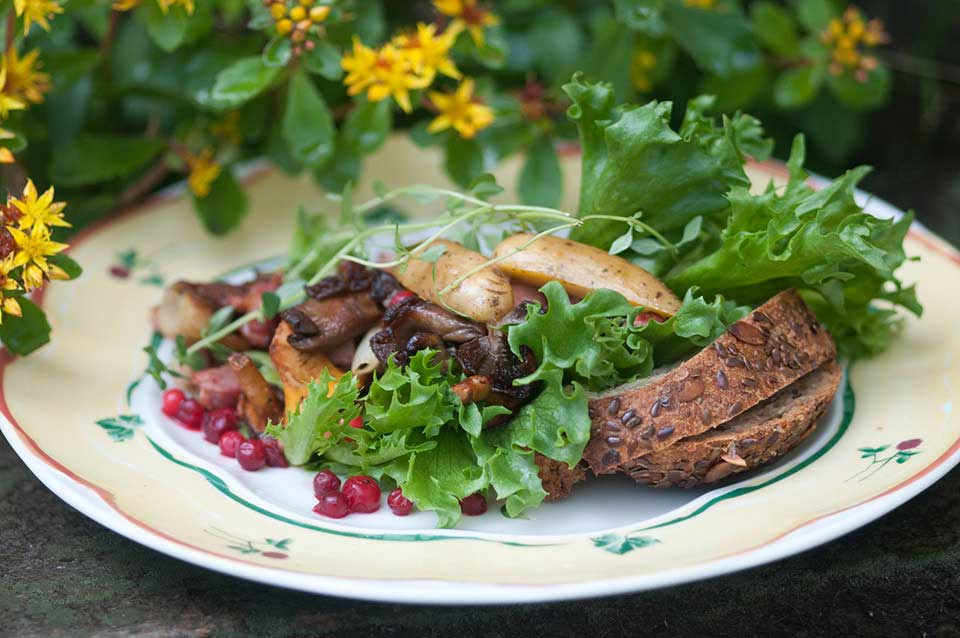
[626,360,842,487]
[534,453,586,500]
[583,289,837,474]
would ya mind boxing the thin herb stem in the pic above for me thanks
[582,214,676,255]
[186,184,581,355]
[437,222,580,296]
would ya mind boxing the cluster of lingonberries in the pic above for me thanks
[263,0,332,57]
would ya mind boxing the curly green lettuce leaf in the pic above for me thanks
[321,429,438,472]
[507,281,746,391]
[666,136,921,357]
[632,287,750,362]
[264,370,360,465]
[507,281,638,391]
[483,369,591,468]
[390,428,489,529]
[563,73,768,249]
[364,350,461,436]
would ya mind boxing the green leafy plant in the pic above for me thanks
[2,0,905,244]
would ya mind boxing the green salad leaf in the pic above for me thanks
[264,371,360,465]
[565,73,918,357]
[507,281,746,391]
[563,72,765,250]
[364,350,460,436]
[666,137,921,356]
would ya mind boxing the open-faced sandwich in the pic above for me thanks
[145,75,920,528]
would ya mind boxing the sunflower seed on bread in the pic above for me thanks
[583,289,837,475]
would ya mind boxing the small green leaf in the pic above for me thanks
[468,173,504,201]
[262,36,292,68]
[795,0,833,32]
[211,57,281,109]
[193,168,248,235]
[261,291,280,320]
[342,98,392,155]
[609,227,633,256]
[444,136,484,188]
[205,305,235,335]
[140,2,189,52]
[0,298,51,355]
[417,243,448,264]
[518,136,562,209]
[283,70,335,167]
[302,40,343,80]
[827,66,891,110]
[663,2,760,77]
[48,253,83,280]
[244,350,283,387]
[751,1,799,57]
[773,65,823,108]
[175,335,207,370]
[50,135,165,187]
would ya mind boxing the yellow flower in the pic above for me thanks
[0,128,14,164]
[13,0,63,35]
[630,50,657,92]
[433,0,498,48]
[683,0,715,8]
[0,255,22,323]
[9,225,68,291]
[427,78,494,139]
[4,48,50,105]
[821,6,888,80]
[185,149,221,198]
[341,38,430,113]
[394,22,461,83]
[10,180,69,232]
[158,0,194,14]
[113,0,194,13]
[0,59,26,120]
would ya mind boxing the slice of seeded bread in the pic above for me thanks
[583,289,837,475]
[534,453,586,500]
[626,360,842,488]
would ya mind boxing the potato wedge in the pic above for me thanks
[492,234,682,316]
[394,239,514,324]
[269,320,343,415]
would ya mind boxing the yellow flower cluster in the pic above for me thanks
[342,22,461,114]
[342,21,493,138]
[113,0,195,14]
[0,180,71,321]
[266,0,331,56]
[630,49,657,93]
[185,149,222,198]
[433,0,498,48]
[821,6,888,81]
[0,47,50,164]
[13,0,63,35]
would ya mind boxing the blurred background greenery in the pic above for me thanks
[1,0,957,242]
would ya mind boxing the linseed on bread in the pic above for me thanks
[583,289,837,475]
[626,360,842,487]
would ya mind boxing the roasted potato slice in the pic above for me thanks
[152,281,248,349]
[269,320,343,415]
[394,239,513,324]
[492,234,682,316]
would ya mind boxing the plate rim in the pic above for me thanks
[3,161,960,604]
